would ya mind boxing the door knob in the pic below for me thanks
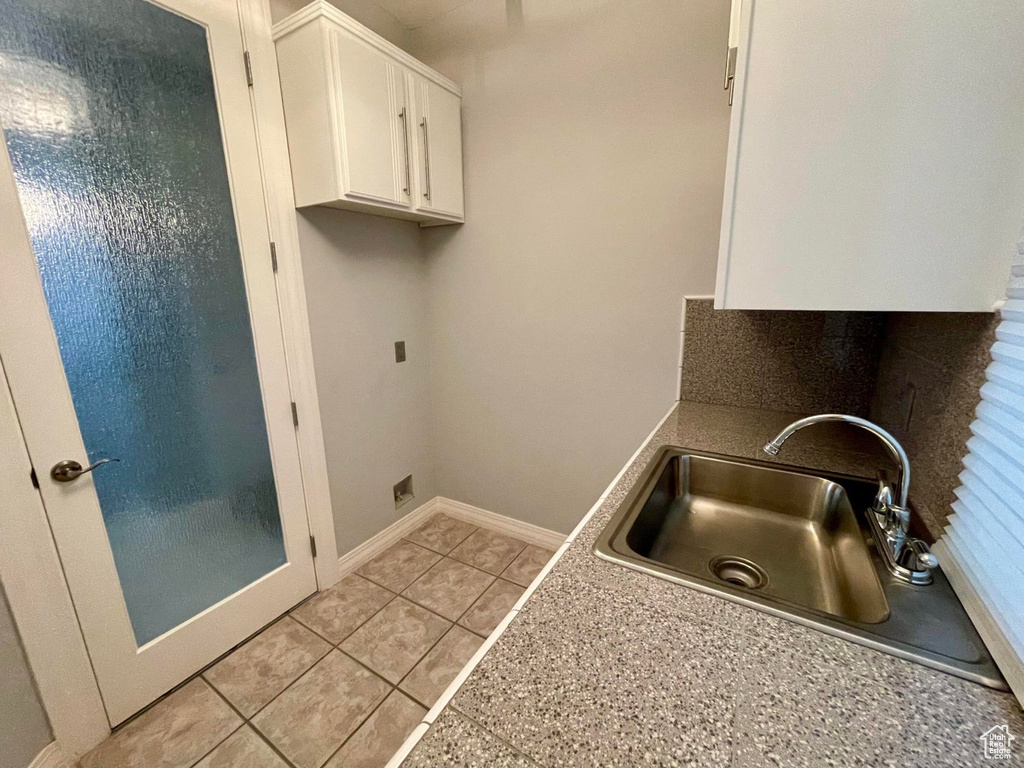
[50,457,120,483]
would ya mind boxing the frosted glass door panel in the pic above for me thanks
[0,0,286,644]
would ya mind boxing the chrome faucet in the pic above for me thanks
[764,414,939,585]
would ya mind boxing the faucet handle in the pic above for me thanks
[872,473,902,537]
[907,539,938,570]
[873,477,893,513]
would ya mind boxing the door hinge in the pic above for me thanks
[270,241,278,272]
[291,401,299,427]
[724,46,738,106]
[29,467,39,489]
[243,51,254,87]
[309,535,317,558]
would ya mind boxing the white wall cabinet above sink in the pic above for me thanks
[273,1,465,226]
[716,0,1024,311]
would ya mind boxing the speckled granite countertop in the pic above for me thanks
[403,401,1024,767]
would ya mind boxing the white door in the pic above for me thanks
[330,27,411,207]
[413,77,465,220]
[0,0,317,724]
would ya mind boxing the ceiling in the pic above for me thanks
[369,0,475,28]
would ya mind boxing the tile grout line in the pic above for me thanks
[449,706,543,766]
[296,519,515,762]
[453,578,528,640]
[184,722,247,768]
[402,518,479,558]
[88,513,527,768]
[358,515,538,631]
[292,589,399,648]
[396,556,494,625]
[314,666,397,768]
[422,604,522,726]
[199,681,300,768]
[391,554,509,702]
[445,533,528,576]
[344,521,533,755]
[393,577,527,705]
[102,656,238,739]
[299,533,507,670]
[200,514,530,768]
[336,518,509,765]
[396,569,536,707]
[226,625,383,752]
[393,636,455,711]
[386,558,545,707]
[254,728,303,768]
[385,402,679,767]
[245,642,396,768]
[201,674,249,723]
[334,646,399,685]
[453,574,530,633]
[201,676,298,765]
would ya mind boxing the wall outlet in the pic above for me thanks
[395,341,406,363]
[393,474,413,509]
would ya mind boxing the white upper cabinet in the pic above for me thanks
[411,76,465,223]
[273,2,464,225]
[330,29,409,207]
[716,0,1024,311]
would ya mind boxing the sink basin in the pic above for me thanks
[595,446,1006,689]
[623,451,889,623]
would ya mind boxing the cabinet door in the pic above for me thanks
[716,0,1024,311]
[330,29,409,207]
[414,77,464,220]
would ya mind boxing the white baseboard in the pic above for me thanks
[336,498,442,577]
[434,497,565,551]
[30,743,74,768]
[336,496,565,577]
[385,403,678,768]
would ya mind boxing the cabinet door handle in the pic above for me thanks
[420,117,432,202]
[398,107,411,196]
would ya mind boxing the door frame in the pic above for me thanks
[0,0,337,756]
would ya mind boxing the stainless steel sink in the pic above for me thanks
[594,446,1006,689]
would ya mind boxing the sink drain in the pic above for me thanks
[710,556,768,590]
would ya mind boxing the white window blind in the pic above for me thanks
[936,252,1024,702]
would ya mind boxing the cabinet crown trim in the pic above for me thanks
[272,0,462,97]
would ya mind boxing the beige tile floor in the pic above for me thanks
[80,513,554,768]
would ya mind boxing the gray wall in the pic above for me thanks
[0,584,51,768]
[409,0,732,533]
[272,0,732,541]
[269,0,436,555]
[297,209,437,554]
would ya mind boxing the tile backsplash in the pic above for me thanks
[679,299,886,416]
[678,299,997,540]
[870,313,997,539]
